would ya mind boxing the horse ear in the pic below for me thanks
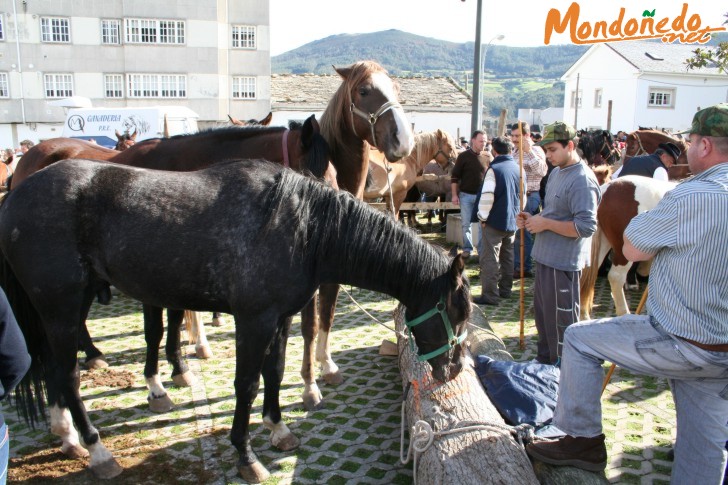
[334,65,352,80]
[129,131,137,141]
[261,112,273,126]
[449,254,466,287]
[115,129,122,139]
[300,115,317,148]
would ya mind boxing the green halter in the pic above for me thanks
[404,296,468,362]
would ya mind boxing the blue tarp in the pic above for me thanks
[474,355,560,428]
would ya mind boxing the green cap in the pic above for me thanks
[537,121,577,146]
[678,104,728,137]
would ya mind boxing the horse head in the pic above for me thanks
[114,129,137,152]
[228,112,273,127]
[433,129,457,170]
[625,130,689,164]
[578,130,619,166]
[404,254,471,382]
[331,61,414,162]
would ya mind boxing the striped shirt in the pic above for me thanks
[514,145,547,193]
[624,162,728,344]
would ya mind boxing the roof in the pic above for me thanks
[271,74,472,112]
[606,41,724,76]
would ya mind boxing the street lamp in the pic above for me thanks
[477,34,504,135]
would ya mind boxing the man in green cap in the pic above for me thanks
[516,121,600,366]
[526,104,728,483]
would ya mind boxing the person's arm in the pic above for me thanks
[523,215,580,237]
[477,169,496,221]
[623,234,656,262]
[0,290,30,400]
[451,182,460,205]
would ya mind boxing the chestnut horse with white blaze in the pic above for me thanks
[579,175,676,320]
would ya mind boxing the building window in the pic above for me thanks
[594,88,602,108]
[101,19,121,44]
[232,25,256,49]
[104,74,123,98]
[44,73,73,98]
[41,17,70,43]
[648,88,675,108]
[127,74,186,98]
[0,73,8,98]
[0,15,5,41]
[570,89,582,108]
[232,76,256,99]
[125,19,185,45]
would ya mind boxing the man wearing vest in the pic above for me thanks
[613,141,680,180]
[472,136,524,306]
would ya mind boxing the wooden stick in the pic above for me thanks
[601,286,649,394]
[517,121,526,350]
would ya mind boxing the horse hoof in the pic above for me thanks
[148,393,174,413]
[85,356,109,370]
[210,316,225,327]
[195,344,213,359]
[322,372,343,385]
[172,371,197,387]
[238,461,270,483]
[91,457,124,479]
[272,433,300,452]
[61,443,89,459]
[302,394,324,411]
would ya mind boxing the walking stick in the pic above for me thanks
[517,122,526,350]
[601,286,649,394]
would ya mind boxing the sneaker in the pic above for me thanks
[526,434,607,472]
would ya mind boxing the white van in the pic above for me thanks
[62,106,199,148]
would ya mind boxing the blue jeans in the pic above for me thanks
[554,315,728,484]
[458,191,478,253]
[0,423,7,485]
[514,191,541,272]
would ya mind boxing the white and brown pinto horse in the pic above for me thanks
[363,129,457,217]
[580,175,676,320]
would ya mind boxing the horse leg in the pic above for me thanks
[608,263,632,316]
[183,310,212,359]
[231,313,281,483]
[625,263,640,291]
[300,293,323,410]
[317,283,342,385]
[209,311,226,327]
[43,293,122,478]
[142,305,174,413]
[78,320,108,369]
[166,308,196,388]
[262,316,299,451]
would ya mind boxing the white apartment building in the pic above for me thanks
[0,1,271,147]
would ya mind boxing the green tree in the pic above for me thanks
[686,14,728,74]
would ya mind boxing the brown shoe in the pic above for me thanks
[526,434,607,472]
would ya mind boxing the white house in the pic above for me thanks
[561,41,727,133]
[270,74,473,143]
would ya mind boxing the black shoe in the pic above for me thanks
[473,295,499,306]
[499,291,512,299]
[526,434,607,472]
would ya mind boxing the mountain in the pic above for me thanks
[272,29,589,79]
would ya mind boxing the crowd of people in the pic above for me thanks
[450,104,728,482]
[0,140,34,179]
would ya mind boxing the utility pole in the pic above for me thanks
[574,73,580,128]
[470,0,483,135]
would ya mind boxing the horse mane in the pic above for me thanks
[405,132,440,172]
[263,168,456,303]
[319,61,391,159]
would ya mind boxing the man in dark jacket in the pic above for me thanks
[614,141,680,181]
[472,136,524,305]
[0,288,31,484]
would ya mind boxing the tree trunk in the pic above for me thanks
[395,305,539,485]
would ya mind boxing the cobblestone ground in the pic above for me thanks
[3,222,676,484]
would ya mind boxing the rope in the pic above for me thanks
[383,158,397,216]
[338,285,408,339]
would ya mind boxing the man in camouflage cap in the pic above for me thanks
[527,105,728,482]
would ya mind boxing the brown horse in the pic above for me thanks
[579,175,676,320]
[10,116,336,413]
[228,112,273,126]
[301,60,415,410]
[363,129,457,218]
[624,129,690,165]
[114,129,137,151]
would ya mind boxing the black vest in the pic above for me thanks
[618,153,665,178]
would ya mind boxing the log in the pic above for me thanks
[395,304,539,485]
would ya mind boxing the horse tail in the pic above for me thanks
[580,225,605,321]
[183,310,198,345]
[0,254,48,427]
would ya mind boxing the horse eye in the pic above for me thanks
[359,87,368,96]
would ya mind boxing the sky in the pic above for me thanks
[269,0,727,55]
